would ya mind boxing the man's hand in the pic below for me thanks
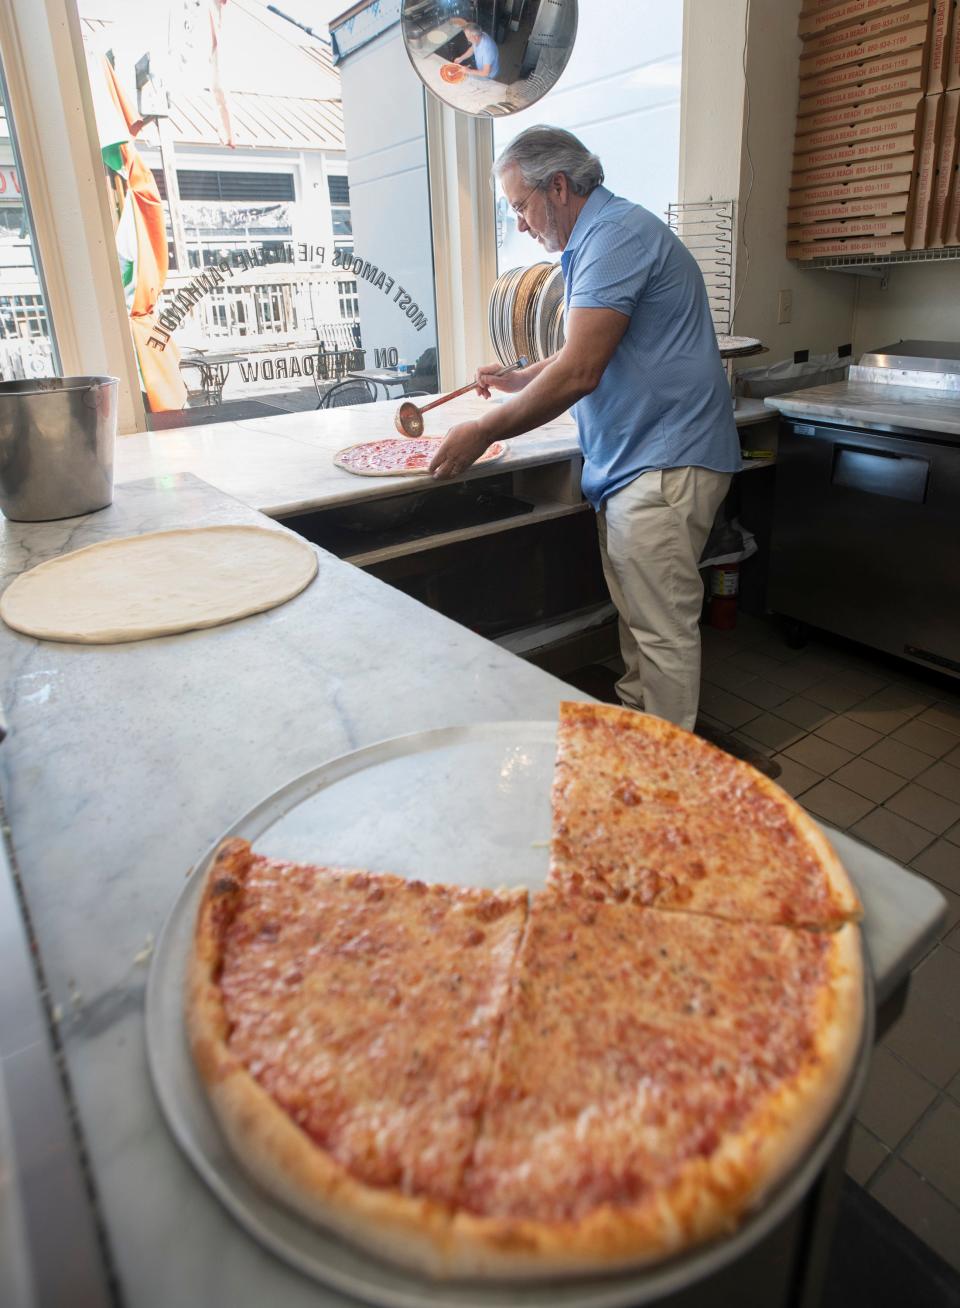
[475,360,529,398]
[428,421,491,480]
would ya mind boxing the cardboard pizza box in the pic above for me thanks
[928,88,960,242]
[800,90,924,132]
[793,130,919,173]
[790,172,916,202]
[787,235,908,258]
[926,0,954,91]
[800,47,926,97]
[948,0,960,87]
[943,150,960,241]
[796,107,921,150]
[788,214,908,240]
[799,23,929,78]
[803,2,932,55]
[790,154,915,186]
[908,92,945,244]
[788,193,911,222]
[797,66,924,113]
[800,0,923,36]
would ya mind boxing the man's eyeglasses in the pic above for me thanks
[511,182,543,219]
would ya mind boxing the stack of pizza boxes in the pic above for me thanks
[788,0,960,260]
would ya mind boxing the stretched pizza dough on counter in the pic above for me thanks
[0,525,318,644]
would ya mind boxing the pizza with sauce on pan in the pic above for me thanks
[186,702,863,1279]
[334,437,504,477]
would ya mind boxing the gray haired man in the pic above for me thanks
[452,23,500,79]
[429,126,741,730]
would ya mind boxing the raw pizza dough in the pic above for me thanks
[0,525,318,644]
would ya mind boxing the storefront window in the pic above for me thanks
[493,1,683,275]
[75,0,439,426]
[0,78,59,380]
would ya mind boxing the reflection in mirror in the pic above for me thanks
[402,0,577,118]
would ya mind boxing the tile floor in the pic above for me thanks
[695,613,960,1275]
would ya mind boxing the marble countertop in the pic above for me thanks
[0,473,593,1307]
[115,395,582,517]
[0,472,942,1305]
[115,395,777,519]
[764,380,960,437]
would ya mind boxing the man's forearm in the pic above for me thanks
[477,353,589,442]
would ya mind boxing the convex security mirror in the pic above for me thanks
[402,0,577,118]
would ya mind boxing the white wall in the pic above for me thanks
[336,31,438,371]
[682,0,858,361]
[678,0,747,206]
[852,263,960,354]
[494,0,683,273]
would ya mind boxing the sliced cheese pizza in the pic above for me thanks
[549,702,861,928]
[185,704,864,1280]
[451,892,862,1276]
[188,839,527,1273]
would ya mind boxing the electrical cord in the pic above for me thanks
[732,0,754,329]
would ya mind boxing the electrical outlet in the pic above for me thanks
[778,289,793,325]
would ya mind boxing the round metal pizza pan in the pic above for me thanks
[716,335,766,359]
[147,721,874,1308]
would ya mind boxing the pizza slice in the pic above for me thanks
[450,892,863,1276]
[188,838,528,1273]
[549,701,861,928]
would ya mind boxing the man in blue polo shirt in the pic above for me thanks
[430,125,741,730]
[453,24,500,79]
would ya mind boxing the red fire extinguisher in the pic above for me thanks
[709,560,740,630]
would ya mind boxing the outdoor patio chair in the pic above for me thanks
[318,378,377,409]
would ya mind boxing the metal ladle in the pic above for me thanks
[394,358,528,438]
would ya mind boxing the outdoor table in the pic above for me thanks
[178,351,250,404]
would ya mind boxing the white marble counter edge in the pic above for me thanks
[116,397,776,519]
[765,384,960,437]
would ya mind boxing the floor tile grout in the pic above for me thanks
[849,1118,891,1189]
[869,1090,960,1216]
[881,1043,950,1096]
[701,616,960,1261]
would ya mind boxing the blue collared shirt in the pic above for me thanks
[472,32,499,76]
[560,186,741,509]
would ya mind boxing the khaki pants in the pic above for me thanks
[597,466,731,731]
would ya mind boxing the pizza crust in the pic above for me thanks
[441,923,863,1279]
[188,839,533,1277]
[199,1063,458,1275]
[0,525,318,644]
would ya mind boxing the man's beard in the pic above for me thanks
[538,196,563,253]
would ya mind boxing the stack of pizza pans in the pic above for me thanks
[536,263,566,356]
[488,262,565,365]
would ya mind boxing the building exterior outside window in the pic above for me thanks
[74,0,378,423]
[0,97,57,380]
[337,279,360,320]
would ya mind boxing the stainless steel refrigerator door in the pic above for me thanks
[768,420,960,677]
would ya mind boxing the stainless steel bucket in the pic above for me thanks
[0,375,118,521]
